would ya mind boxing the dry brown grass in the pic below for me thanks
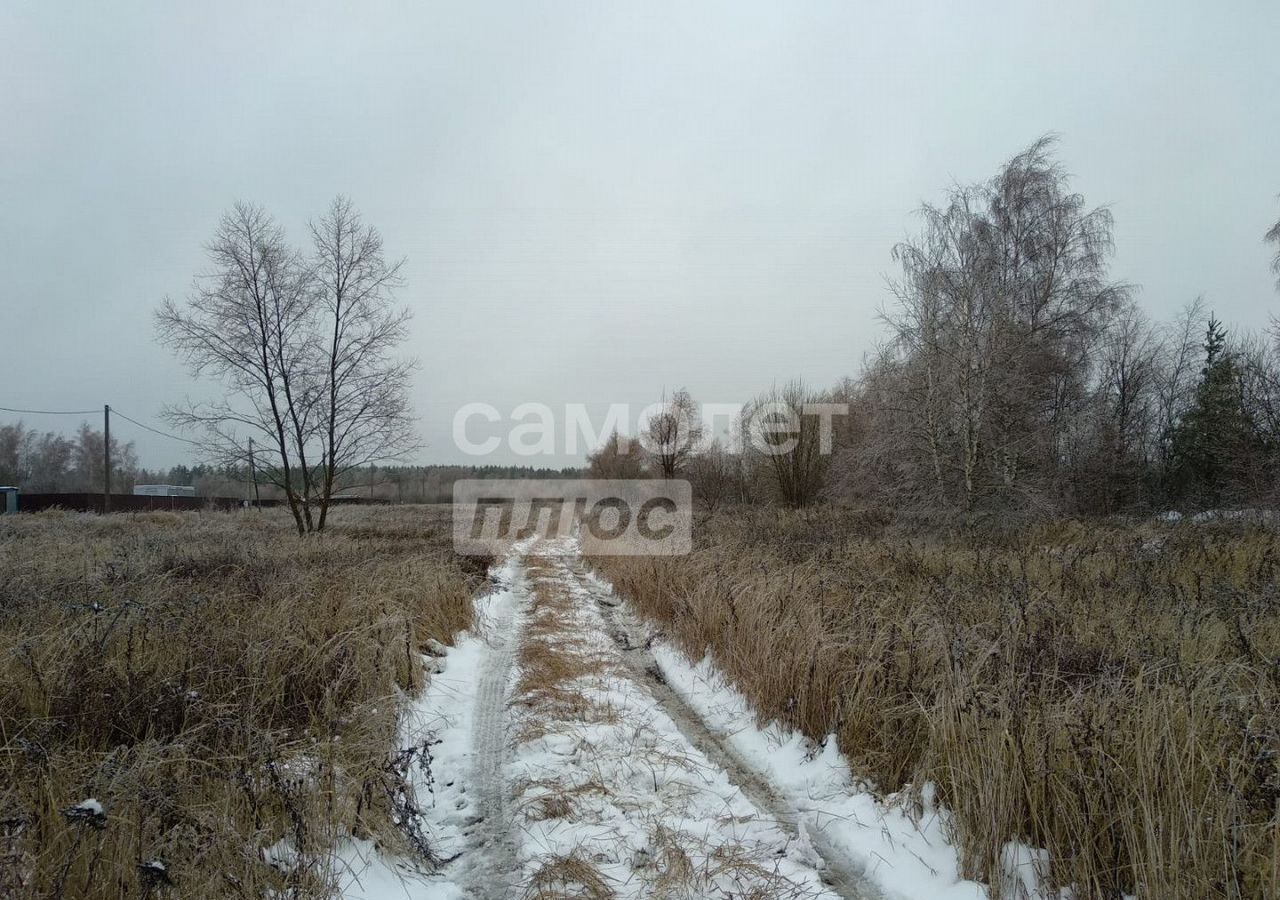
[0,505,484,899]
[513,559,623,744]
[591,507,1280,899]
[514,779,614,824]
[526,852,615,900]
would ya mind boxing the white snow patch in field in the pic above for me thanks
[333,839,464,900]
[651,643,990,900]
[998,842,1057,900]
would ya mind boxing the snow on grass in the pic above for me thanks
[336,552,528,899]
[333,839,465,900]
[508,545,839,899]
[649,644,990,900]
[65,798,104,816]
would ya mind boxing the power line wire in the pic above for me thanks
[0,405,99,416]
[109,409,201,446]
[3,403,200,447]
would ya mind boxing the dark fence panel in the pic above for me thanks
[12,494,385,514]
[17,493,247,513]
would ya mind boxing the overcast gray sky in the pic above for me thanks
[3,1,1278,468]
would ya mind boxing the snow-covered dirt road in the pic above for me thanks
[343,538,990,899]
[501,542,855,899]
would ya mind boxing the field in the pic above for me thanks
[3,505,1277,899]
[592,509,1280,899]
[0,506,484,899]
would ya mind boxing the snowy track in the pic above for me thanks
[345,538,986,899]
[462,562,524,899]
[580,561,879,900]
[500,543,847,899]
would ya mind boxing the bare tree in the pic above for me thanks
[1234,329,1280,503]
[746,380,834,508]
[643,388,703,478]
[1266,206,1280,292]
[157,200,419,533]
[156,203,319,535]
[587,430,646,479]
[1091,302,1162,511]
[309,196,418,530]
[0,424,24,485]
[1151,298,1206,500]
[687,439,738,513]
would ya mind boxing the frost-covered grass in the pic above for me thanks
[0,506,483,899]
[591,508,1280,899]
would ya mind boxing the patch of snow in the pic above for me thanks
[1157,508,1276,526]
[336,550,531,898]
[1190,508,1275,524]
[62,797,108,829]
[333,839,465,900]
[650,644,992,899]
[999,842,1055,900]
[69,798,103,816]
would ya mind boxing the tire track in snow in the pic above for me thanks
[565,557,882,900]
[463,559,525,900]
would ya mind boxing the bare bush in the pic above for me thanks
[687,439,739,512]
[586,429,646,479]
[744,380,836,508]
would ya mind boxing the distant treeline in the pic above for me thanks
[0,434,582,504]
[0,422,138,493]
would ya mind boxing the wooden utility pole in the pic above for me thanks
[248,437,261,508]
[103,404,112,513]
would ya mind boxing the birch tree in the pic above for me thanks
[156,199,418,534]
[881,136,1127,515]
[309,196,417,530]
[156,203,315,534]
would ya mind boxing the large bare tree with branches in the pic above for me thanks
[156,199,417,534]
[157,203,316,533]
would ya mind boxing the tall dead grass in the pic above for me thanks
[591,507,1280,899]
[0,506,483,899]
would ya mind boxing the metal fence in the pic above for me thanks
[16,493,249,513]
[12,494,385,514]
